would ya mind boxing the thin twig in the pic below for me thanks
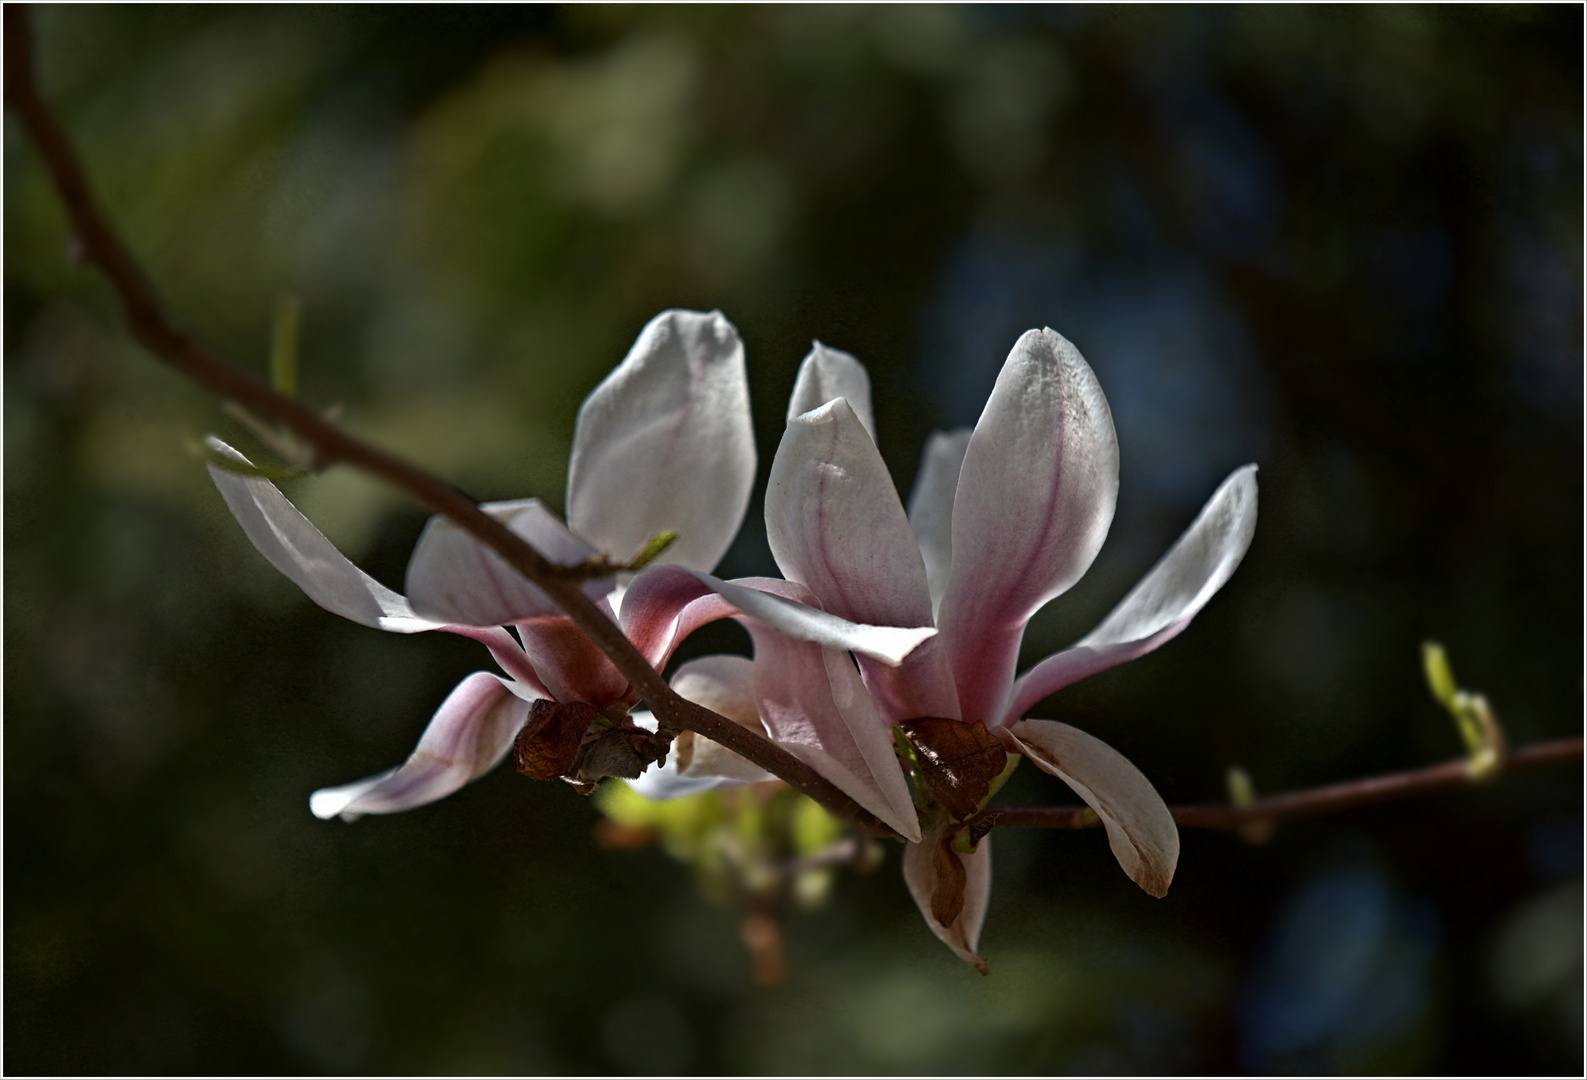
[3,8,897,839]
[977,736,1583,832]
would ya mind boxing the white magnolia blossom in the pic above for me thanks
[661,332,1258,970]
[209,309,935,824]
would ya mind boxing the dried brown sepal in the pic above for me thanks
[930,828,969,927]
[573,726,670,783]
[514,700,597,780]
[897,717,1010,820]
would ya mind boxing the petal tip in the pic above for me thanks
[309,787,356,821]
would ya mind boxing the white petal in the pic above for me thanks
[1008,719,1178,898]
[566,309,755,573]
[310,672,530,821]
[935,329,1120,725]
[904,428,973,617]
[206,438,440,633]
[1003,465,1258,723]
[404,499,614,627]
[765,398,940,641]
[1079,465,1257,649]
[787,340,876,442]
[902,822,993,974]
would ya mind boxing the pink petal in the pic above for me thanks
[404,499,613,628]
[1007,719,1178,898]
[514,606,630,709]
[787,340,876,442]
[902,822,993,973]
[618,564,744,670]
[1003,465,1258,724]
[935,329,1119,725]
[566,310,755,574]
[765,398,958,717]
[309,672,529,820]
[745,621,922,841]
[904,428,973,617]
[206,438,440,633]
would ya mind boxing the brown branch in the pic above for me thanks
[3,8,897,840]
[978,736,1583,833]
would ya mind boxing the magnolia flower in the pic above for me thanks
[755,331,1258,971]
[208,309,933,825]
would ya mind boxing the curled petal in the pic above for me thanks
[618,564,744,670]
[1007,719,1178,898]
[621,565,937,668]
[902,822,993,974]
[1003,465,1259,724]
[206,438,440,633]
[405,499,613,627]
[787,341,876,443]
[905,428,973,617]
[309,673,529,821]
[746,623,921,841]
[627,657,776,798]
[566,309,755,573]
[936,329,1119,725]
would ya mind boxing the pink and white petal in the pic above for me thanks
[935,330,1120,725]
[766,398,937,631]
[902,823,993,974]
[566,309,755,574]
[1002,465,1258,724]
[206,438,440,633]
[904,428,973,617]
[405,499,613,627]
[309,672,529,821]
[787,341,877,443]
[620,565,937,669]
[1007,719,1178,898]
[746,624,921,841]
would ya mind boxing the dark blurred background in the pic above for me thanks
[5,5,1581,1074]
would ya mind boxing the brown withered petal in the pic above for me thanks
[897,717,1009,821]
[930,829,969,927]
[514,700,598,780]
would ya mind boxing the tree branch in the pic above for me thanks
[976,736,1583,833]
[3,7,898,839]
